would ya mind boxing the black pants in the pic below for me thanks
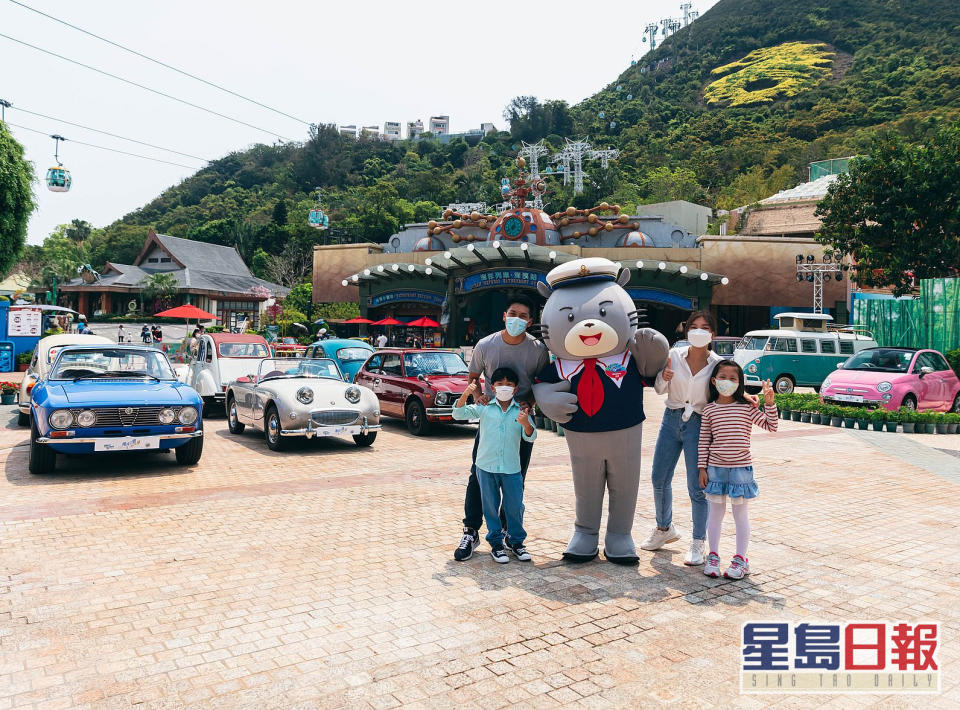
[462,431,534,531]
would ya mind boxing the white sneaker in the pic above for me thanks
[684,539,705,566]
[703,552,721,577]
[724,555,750,579]
[639,524,680,551]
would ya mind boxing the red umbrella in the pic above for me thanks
[407,316,441,328]
[343,317,374,324]
[371,317,405,326]
[154,304,219,320]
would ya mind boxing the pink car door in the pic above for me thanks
[926,351,956,410]
[910,352,941,409]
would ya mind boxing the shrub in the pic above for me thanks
[946,348,960,378]
[0,381,17,394]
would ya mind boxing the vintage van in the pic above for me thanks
[733,313,877,394]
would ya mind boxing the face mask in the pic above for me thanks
[494,385,515,402]
[687,328,712,348]
[714,379,739,397]
[504,317,528,337]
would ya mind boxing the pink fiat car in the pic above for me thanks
[821,347,960,412]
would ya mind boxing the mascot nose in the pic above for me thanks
[583,322,595,328]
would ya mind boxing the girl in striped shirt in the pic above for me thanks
[697,361,778,579]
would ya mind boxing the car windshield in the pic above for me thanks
[218,341,269,358]
[840,348,912,373]
[256,358,342,382]
[50,347,176,380]
[336,347,373,362]
[403,351,469,377]
[737,335,769,351]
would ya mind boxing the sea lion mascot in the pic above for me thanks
[533,257,669,564]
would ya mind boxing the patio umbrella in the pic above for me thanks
[154,305,218,320]
[343,317,375,324]
[371,317,405,326]
[407,317,440,328]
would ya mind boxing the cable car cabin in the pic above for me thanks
[308,209,328,229]
[45,166,72,192]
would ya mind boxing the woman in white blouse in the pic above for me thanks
[641,311,722,565]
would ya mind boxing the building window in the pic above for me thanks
[217,300,260,331]
[160,257,172,263]
[147,258,159,263]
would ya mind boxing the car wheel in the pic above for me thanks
[28,419,56,475]
[264,405,286,451]
[405,399,431,436]
[901,394,917,410]
[353,432,377,447]
[175,435,203,465]
[17,410,29,427]
[773,375,795,394]
[227,396,245,434]
[952,394,960,413]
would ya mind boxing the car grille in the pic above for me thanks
[75,406,176,427]
[311,410,359,426]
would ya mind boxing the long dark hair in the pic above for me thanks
[707,359,749,404]
[684,310,716,336]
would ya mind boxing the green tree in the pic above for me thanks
[284,282,313,315]
[816,126,960,296]
[271,199,288,226]
[641,167,705,204]
[0,123,35,277]
[140,272,179,312]
[65,219,93,259]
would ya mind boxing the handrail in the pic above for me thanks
[827,323,874,338]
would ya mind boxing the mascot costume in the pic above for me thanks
[533,257,669,564]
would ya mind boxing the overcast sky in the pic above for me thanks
[1,0,718,246]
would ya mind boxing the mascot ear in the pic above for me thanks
[617,267,631,287]
[537,282,552,299]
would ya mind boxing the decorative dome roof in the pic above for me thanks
[489,208,561,246]
[413,236,446,252]
[616,230,654,247]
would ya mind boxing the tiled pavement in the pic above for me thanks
[1,392,958,709]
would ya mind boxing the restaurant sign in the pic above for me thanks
[368,290,445,308]
[456,269,547,294]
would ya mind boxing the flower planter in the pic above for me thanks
[871,420,885,431]
[0,393,15,405]
[791,411,802,422]
[902,422,916,433]
[810,413,821,425]
[15,363,28,372]
[800,412,811,423]
[884,421,898,432]
[936,423,950,434]
[780,409,791,420]
[831,416,842,427]
[843,417,856,428]
[923,423,936,434]
[856,419,870,430]
[948,423,959,434]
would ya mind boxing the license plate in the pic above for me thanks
[315,426,360,437]
[834,393,863,403]
[94,436,161,452]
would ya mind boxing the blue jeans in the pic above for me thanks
[476,468,526,546]
[650,408,707,540]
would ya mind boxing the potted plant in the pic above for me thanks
[935,413,951,435]
[0,381,16,405]
[827,406,843,427]
[869,408,886,432]
[810,407,822,425]
[852,407,870,429]
[15,351,31,372]
[944,413,960,435]
[842,407,857,428]
[899,407,917,433]
[884,410,899,432]
[920,411,937,434]
[799,401,812,423]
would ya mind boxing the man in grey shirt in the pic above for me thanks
[454,294,550,561]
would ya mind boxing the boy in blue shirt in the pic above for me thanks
[453,367,536,563]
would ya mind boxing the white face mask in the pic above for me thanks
[687,328,712,348]
[494,385,515,402]
[714,379,739,397]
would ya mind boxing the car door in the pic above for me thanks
[379,353,405,416]
[924,351,953,409]
[910,352,939,409]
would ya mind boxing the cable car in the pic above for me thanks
[307,187,328,230]
[46,134,71,193]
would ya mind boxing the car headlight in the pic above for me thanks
[822,377,832,389]
[178,406,198,425]
[876,381,892,393]
[345,386,361,404]
[76,409,97,427]
[158,408,176,425]
[297,387,314,404]
[49,410,73,429]
[747,364,758,374]
[435,392,450,406]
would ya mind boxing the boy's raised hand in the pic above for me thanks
[465,381,478,396]
[517,408,530,426]
[762,379,775,405]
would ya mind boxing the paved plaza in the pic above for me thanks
[1,391,958,709]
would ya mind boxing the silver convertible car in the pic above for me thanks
[225,358,381,451]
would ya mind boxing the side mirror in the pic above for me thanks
[836,362,843,369]
[417,374,426,381]
[919,366,933,377]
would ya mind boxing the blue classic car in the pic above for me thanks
[27,344,204,474]
[303,339,375,382]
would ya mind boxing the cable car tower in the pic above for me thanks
[555,139,592,196]
[590,147,620,170]
[45,134,72,193]
[307,187,329,230]
[519,141,550,209]
[642,23,658,51]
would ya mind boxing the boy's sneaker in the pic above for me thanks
[684,539,705,566]
[507,541,532,561]
[703,552,721,577]
[639,524,680,551]
[490,544,509,564]
[453,527,479,561]
[724,555,750,579]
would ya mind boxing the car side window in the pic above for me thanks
[205,339,214,363]
[365,355,383,373]
[770,338,797,353]
[382,355,402,376]
[800,339,817,353]
[197,339,205,361]
[839,340,855,355]
[930,353,951,371]
[913,352,939,372]
[820,340,836,354]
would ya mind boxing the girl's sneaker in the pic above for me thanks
[507,541,532,561]
[724,555,750,579]
[703,552,721,577]
[490,544,509,564]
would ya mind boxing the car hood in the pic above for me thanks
[419,374,471,391]
[218,358,268,383]
[828,370,907,386]
[47,380,194,406]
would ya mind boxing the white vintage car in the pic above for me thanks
[181,333,271,411]
[225,357,380,451]
[17,333,112,426]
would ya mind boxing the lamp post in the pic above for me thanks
[795,253,844,314]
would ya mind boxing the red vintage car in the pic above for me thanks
[354,348,475,435]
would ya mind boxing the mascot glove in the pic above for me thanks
[628,328,670,377]
[532,380,579,423]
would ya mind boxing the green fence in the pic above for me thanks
[853,278,960,351]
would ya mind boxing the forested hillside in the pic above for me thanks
[22,0,960,287]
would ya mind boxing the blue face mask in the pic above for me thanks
[505,316,528,337]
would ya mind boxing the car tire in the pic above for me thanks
[17,410,29,427]
[951,394,960,413]
[773,375,795,394]
[175,435,203,465]
[901,394,917,410]
[353,432,377,447]
[28,419,56,475]
[264,405,286,451]
[227,396,245,435]
[405,399,431,436]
